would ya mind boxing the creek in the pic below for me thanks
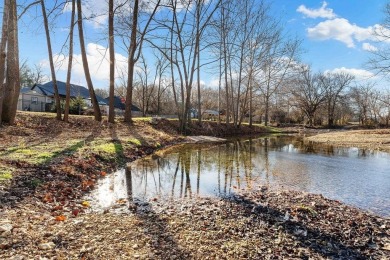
[88,135,390,217]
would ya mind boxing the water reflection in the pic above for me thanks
[90,135,390,217]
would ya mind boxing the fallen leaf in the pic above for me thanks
[55,215,66,221]
[42,193,53,203]
[100,171,107,176]
[81,201,90,208]
[72,209,80,217]
[52,205,63,211]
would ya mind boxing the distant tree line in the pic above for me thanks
[0,0,389,130]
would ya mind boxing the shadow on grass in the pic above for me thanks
[0,127,102,208]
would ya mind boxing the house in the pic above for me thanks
[104,96,142,117]
[17,87,52,112]
[18,81,108,113]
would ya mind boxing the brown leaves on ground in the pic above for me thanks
[1,189,389,259]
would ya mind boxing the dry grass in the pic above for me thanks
[306,129,390,151]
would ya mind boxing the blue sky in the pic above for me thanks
[273,0,387,85]
[11,0,390,89]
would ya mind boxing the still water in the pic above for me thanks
[90,136,390,217]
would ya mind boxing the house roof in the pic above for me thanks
[104,96,141,111]
[20,87,34,94]
[32,81,107,105]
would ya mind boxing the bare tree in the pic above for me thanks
[94,88,109,98]
[258,38,301,126]
[77,0,101,121]
[211,0,297,128]
[153,51,169,115]
[379,89,390,126]
[150,0,221,131]
[366,3,390,76]
[321,72,354,127]
[135,53,149,116]
[350,84,376,126]
[291,66,327,126]
[64,0,76,123]
[118,0,161,123]
[40,0,62,120]
[108,0,115,123]
[19,61,46,87]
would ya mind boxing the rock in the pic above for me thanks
[0,223,13,233]
[38,242,56,250]
[132,244,139,249]
[383,243,390,251]
[0,239,10,250]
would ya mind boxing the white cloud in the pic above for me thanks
[208,78,220,88]
[326,67,374,80]
[63,0,127,29]
[297,1,336,19]
[362,42,378,52]
[42,43,129,87]
[307,18,377,48]
[63,0,164,29]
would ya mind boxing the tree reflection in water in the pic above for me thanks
[130,137,291,198]
[94,135,390,217]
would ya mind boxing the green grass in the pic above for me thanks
[127,138,142,147]
[85,141,125,163]
[87,140,129,164]
[0,140,86,165]
[0,171,12,181]
[133,117,152,122]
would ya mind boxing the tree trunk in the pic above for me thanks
[124,0,139,123]
[221,5,229,124]
[264,95,269,126]
[196,1,201,124]
[41,0,61,120]
[108,0,115,123]
[64,0,75,123]
[77,0,102,121]
[0,0,10,124]
[2,0,20,124]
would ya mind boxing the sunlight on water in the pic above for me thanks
[89,135,390,217]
